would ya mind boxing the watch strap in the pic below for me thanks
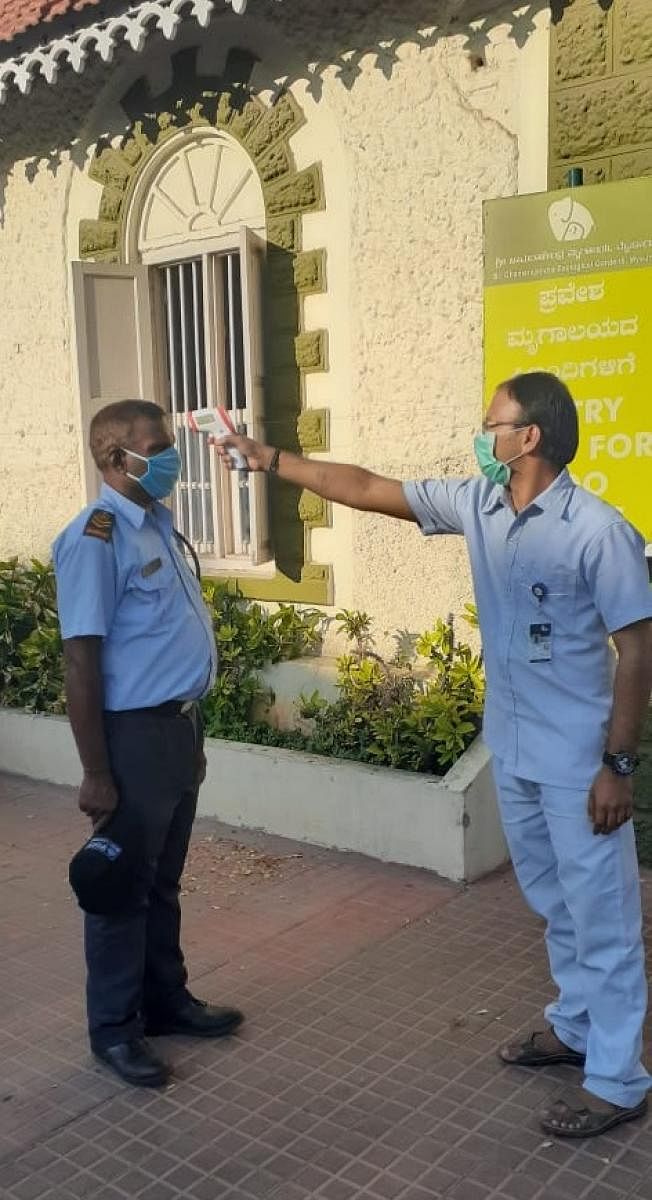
[602,750,639,776]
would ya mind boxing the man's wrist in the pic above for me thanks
[266,447,281,474]
[83,765,112,777]
[602,750,640,777]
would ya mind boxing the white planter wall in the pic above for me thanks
[0,707,508,883]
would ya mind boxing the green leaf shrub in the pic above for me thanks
[0,558,65,713]
[0,563,484,776]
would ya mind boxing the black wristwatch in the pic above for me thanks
[602,751,640,777]
[267,447,281,475]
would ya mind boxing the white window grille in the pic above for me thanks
[160,230,269,568]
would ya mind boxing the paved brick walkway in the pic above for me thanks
[1,772,651,1200]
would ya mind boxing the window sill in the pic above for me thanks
[202,564,333,605]
[200,557,277,579]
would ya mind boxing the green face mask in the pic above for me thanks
[473,432,524,486]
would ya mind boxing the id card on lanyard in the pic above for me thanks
[529,622,552,662]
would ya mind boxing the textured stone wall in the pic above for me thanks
[0,68,106,559]
[549,0,652,186]
[312,5,550,647]
[0,1,550,653]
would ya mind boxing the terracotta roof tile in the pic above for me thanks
[0,0,106,46]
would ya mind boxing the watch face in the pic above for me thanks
[614,753,636,775]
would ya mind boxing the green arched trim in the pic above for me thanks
[79,83,332,604]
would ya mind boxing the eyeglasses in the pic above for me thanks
[481,421,529,434]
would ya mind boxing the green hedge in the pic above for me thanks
[0,559,484,777]
[3,557,648,863]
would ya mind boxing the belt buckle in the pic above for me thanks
[180,700,193,715]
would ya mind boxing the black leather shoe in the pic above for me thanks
[145,996,244,1038]
[93,1038,170,1087]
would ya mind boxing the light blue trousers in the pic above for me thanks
[493,758,650,1108]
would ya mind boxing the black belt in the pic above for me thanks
[105,700,196,718]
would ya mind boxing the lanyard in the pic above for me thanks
[173,529,201,581]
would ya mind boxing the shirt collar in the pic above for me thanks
[99,482,148,529]
[480,484,507,515]
[522,468,575,517]
[480,468,575,518]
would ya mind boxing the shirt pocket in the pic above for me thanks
[122,560,179,629]
[516,561,579,634]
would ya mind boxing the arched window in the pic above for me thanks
[74,127,271,569]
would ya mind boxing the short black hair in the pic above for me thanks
[500,371,579,469]
[90,400,165,470]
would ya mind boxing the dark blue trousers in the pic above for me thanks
[85,706,202,1050]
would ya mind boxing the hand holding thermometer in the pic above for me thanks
[186,406,249,469]
[186,406,251,550]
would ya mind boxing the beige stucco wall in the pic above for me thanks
[0,80,90,554]
[0,0,550,653]
[337,4,551,647]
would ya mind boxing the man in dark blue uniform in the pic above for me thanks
[53,400,242,1088]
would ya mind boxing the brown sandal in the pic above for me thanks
[541,1094,648,1139]
[499,1030,585,1068]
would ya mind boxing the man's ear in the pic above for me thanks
[109,447,125,472]
[524,423,542,454]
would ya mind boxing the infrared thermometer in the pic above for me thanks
[186,406,249,470]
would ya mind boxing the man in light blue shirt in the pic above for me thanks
[54,400,242,1088]
[55,482,217,712]
[219,371,652,1139]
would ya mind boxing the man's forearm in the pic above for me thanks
[261,446,377,508]
[607,626,652,753]
[258,446,414,520]
[63,639,111,774]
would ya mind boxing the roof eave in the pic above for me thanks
[0,0,271,103]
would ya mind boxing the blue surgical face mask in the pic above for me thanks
[473,432,525,487]
[121,445,182,500]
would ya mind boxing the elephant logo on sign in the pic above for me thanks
[548,196,595,242]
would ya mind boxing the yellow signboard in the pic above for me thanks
[484,178,652,545]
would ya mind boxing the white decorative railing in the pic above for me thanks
[0,0,277,102]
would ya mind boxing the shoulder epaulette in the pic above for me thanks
[83,509,114,543]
